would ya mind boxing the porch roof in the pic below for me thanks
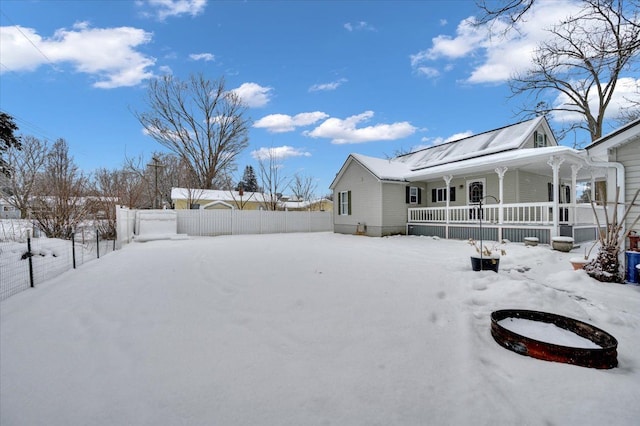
[405,146,592,182]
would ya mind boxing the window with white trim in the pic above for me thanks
[435,187,447,202]
[409,187,419,204]
[339,190,351,215]
[534,131,547,148]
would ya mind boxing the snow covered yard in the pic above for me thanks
[1,232,639,425]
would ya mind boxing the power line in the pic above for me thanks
[0,10,60,73]
[0,109,58,142]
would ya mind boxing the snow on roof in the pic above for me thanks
[170,188,272,203]
[350,154,412,182]
[340,117,553,184]
[397,117,545,171]
[405,146,584,181]
[586,117,640,150]
[280,198,332,209]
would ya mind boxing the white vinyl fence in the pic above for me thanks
[116,206,333,246]
[176,209,333,236]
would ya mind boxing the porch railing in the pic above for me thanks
[408,202,605,225]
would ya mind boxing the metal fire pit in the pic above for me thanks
[491,309,618,369]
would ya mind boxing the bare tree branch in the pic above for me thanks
[508,0,640,143]
[134,74,250,189]
[6,136,48,218]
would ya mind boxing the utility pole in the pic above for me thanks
[147,156,164,209]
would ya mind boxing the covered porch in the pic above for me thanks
[407,202,605,244]
[405,147,615,244]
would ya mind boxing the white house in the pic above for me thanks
[586,118,640,250]
[330,116,614,243]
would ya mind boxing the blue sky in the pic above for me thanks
[1,0,638,196]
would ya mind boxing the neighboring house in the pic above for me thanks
[331,116,614,243]
[172,187,333,212]
[280,197,333,212]
[171,188,271,210]
[586,118,640,250]
[0,193,20,219]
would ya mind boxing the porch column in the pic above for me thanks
[495,167,508,224]
[571,164,582,225]
[547,156,565,236]
[443,175,453,225]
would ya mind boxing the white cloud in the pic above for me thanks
[251,145,312,161]
[305,111,416,144]
[230,82,273,108]
[0,22,155,88]
[551,77,640,123]
[415,67,440,78]
[138,0,207,21]
[343,21,376,32]
[254,112,329,133]
[189,52,215,61]
[412,17,485,64]
[410,0,582,84]
[309,78,347,92]
[421,130,474,146]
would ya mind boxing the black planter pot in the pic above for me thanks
[471,256,500,272]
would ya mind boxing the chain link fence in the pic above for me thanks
[0,220,116,301]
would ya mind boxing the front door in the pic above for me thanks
[468,179,485,220]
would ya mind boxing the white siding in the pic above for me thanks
[501,170,518,203]
[381,183,424,235]
[518,171,552,203]
[611,138,640,232]
[333,159,383,233]
[522,123,556,149]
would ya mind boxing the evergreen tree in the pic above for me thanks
[1,112,22,178]
[237,165,259,192]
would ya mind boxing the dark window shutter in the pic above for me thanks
[338,192,342,214]
[544,133,548,146]
[417,188,422,204]
[548,182,553,201]
[432,188,436,203]
[565,186,571,203]
[406,186,410,204]
[534,130,538,146]
[450,187,456,202]
[347,190,352,215]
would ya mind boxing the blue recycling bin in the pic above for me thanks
[626,251,640,284]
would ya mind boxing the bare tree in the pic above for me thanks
[616,83,640,125]
[257,148,290,211]
[511,0,639,143]
[290,173,317,203]
[477,0,640,143]
[134,74,251,189]
[6,135,48,218]
[475,0,536,29]
[90,169,126,238]
[31,139,88,238]
[124,152,197,208]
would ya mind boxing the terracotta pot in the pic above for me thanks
[570,257,589,270]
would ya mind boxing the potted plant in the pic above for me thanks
[583,187,640,283]
[569,241,598,270]
[469,238,506,272]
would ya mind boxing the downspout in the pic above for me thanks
[584,155,626,271]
